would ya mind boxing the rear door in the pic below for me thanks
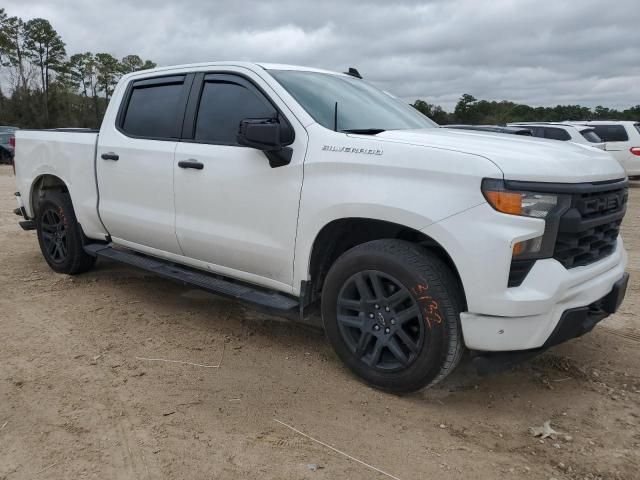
[173,71,306,290]
[97,74,193,254]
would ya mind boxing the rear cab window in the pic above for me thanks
[591,125,629,143]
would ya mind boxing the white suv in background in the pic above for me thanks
[569,121,640,178]
[508,122,605,150]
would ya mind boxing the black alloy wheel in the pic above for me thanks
[36,192,96,274]
[336,270,425,371]
[321,239,465,393]
[40,207,68,264]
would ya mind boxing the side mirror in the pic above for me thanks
[237,118,282,150]
[237,118,294,168]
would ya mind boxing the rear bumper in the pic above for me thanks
[13,192,35,230]
[472,272,629,374]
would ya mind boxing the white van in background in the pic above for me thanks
[569,121,640,178]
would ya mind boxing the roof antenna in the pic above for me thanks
[334,102,338,132]
[344,67,362,79]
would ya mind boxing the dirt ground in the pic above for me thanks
[0,164,638,480]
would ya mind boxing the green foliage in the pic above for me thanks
[23,18,66,124]
[412,100,449,124]
[413,94,639,125]
[0,8,157,128]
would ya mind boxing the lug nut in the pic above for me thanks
[390,318,396,325]
[373,325,380,331]
[374,304,380,309]
[385,306,390,312]
[384,328,390,334]
[368,313,374,319]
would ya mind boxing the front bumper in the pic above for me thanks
[459,236,627,351]
[472,272,629,374]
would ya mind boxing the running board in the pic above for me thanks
[84,244,301,319]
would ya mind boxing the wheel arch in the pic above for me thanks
[29,173,70,219]
[306,217,466,307]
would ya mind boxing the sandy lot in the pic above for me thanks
[0,164,638,480]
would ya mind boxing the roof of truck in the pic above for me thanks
[130,61,342,77]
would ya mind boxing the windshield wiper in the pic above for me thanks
[340,128,386,135]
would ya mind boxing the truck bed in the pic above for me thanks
[14,130,107,239]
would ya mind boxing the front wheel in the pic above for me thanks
[321,240,464,393]
[36,192,96,274]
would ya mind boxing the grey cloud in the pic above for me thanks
[4,0,639,110]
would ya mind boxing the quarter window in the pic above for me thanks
[121,77,186,139]
[544,128,571,141]
[194,80,276,144]
[580,129,603,143]
[591,125,629,142]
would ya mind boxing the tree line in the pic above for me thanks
[412,94,640,125]
[0,8,155,128]
[1,8,638,129]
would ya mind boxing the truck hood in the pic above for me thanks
[368,128,626,183]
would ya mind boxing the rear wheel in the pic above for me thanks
[36,192,96,274]
[321,239,464,393]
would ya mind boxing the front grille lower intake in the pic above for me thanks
[553,183,628,269]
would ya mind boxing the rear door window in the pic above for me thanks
[121,76,188,139]
[580,129,603,143]
[543,128,571,141]
[591,125,629,142]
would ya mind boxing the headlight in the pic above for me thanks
[481,179,558,218]
[481,178,569,260]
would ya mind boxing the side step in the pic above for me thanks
[84,244,301,319]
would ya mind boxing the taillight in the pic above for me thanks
[9,136,15,148]
[630,147,640,156]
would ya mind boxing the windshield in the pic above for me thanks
[269,70,437,132]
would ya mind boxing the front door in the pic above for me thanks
[173,72,306,290]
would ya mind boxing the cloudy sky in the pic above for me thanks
[4,0,639,110]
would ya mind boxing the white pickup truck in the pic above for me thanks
[13,62,629,392]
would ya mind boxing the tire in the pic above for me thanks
[321,239,464,393]
[36,192,96,274]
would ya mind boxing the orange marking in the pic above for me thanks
[412,284,429,295]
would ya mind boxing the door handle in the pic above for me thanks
[101,152,119,161]
[178,159,204,170]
